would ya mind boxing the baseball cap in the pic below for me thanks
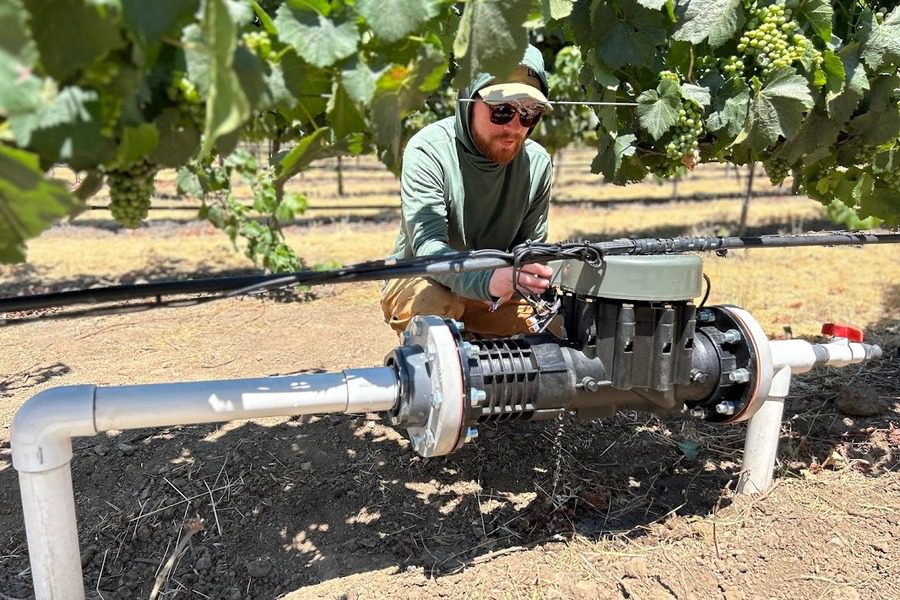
[478,65,550,107]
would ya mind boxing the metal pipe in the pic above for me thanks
[12,368,398,599]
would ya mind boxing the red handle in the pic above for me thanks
[821,323,864,342]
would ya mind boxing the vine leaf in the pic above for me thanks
[0,145,81,263]
[861,7,900,70]
[342,58,380,105]
[849,75,900,146]
[637,79,680,140]
[543,0,575,20]
[273,128,330,185]
[201,0,250,157]
[673,0,743,48]
[117,124,159,167]
[121,0,199,47]
[593,3,667,70]
[707,78,750,138]
[357,0,439,43]
[733,69,813,152]
[681,83,711,108]
[592,132,638,183]
[0,48,42,116]
[327,82,365,139]
[453,0,533,88]
[637,0,668,10]
[22,0,123,81]
[275,4,359,69]
[8,86,109,170]
[798,0,832,44]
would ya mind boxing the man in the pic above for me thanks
[381,45,555,338]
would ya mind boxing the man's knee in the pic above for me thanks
[380,277,464,335]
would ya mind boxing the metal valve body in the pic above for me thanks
[384,255,882,457]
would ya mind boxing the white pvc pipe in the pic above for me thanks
[737,338,881,494]
[12,368,398,600]
[18,464,83,600]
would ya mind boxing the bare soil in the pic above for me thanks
[1,157,899,600]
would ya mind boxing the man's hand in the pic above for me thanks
[488,263,554,303]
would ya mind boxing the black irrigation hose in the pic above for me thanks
[2,232,898,326]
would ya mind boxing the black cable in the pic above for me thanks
[698,273,712,308]
[2,231,898,326]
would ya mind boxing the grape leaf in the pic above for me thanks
[798,0,832,44]
[0,48,42,116]
[861,185,900,226]
[733,69,813,152]
[201,0,251,157]
[0,145,82,263]
[861,7,900,69]
[820,50,845,94]
[593,2,667,70]
[121,0,199,47]
[9,86,112,170]
[453,0,533,87]
[543,0,575,20]
[681,83,710,108]
[849,75,900,146]
[707,78,750,138]
[327,83,365,139]
[637,0,668,9]
[23,0,123,81]
[275,4,359,69]
[673,0,743,48]
[150,108,201,168]
[342,58,380,105]
[0,0,36,61]
[780,111,840,165]
[117,124,159,167]
[592,131,637,183]
[637,79,680,140]
[357,0,439,43]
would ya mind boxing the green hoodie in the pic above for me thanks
[391,45,553,301]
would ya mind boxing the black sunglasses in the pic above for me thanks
[481,100,545,128]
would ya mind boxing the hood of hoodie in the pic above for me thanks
[454,45,549,167]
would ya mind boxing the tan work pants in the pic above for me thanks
[380,277,535,338]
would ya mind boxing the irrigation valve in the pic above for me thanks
[383,256,883,457]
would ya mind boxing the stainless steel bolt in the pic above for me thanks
[449,319,465,332]
[689,407,707,419]
[424,430,435,448]
[697,309,715,323]
[464,427,479,443]
[431,391,443,407]
[462,342,479,358]
[470,388,486,403]
[728,368,751,383]
[715,401,736,416]
[722,329,742,344]
[690,369,709,384]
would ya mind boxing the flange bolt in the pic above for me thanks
[690,369,709,384]
[462,342,479,358]
[697,309,716,323]
[722,329,742,344]
[464,427,479,443]
[470,388,486,404]
[728,368,751,384]
[715,401,736,416]
[689,407,707,419]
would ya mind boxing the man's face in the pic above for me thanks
[470,99,534,165]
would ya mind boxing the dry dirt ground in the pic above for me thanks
[1,155,899,600]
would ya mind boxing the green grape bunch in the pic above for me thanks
[736,2,821,78]
[762,155,790,185]
[664,99,704,165]
[166,72,205,126]
[106,161,158,229]
[242,30,274,61]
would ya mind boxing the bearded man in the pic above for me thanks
[381,45,554,338]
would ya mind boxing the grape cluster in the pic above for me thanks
[98,94,122,138]
[660,70,680,84]
[762,155,790,185]
[736,2,821,77]
[242,31,274,61]
[664,100,704,164]
[107,161,158,229]
[167,72,204,125]
[722,55,744,77]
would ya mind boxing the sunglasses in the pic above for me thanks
[481,100,545,128]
